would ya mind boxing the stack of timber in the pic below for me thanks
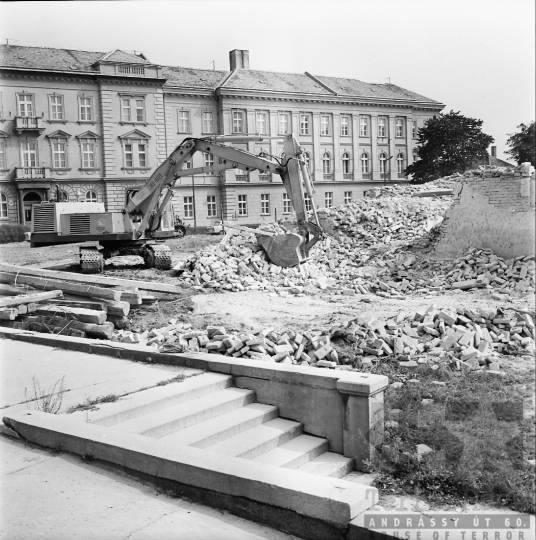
[0,263,183,339]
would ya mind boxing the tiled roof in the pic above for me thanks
[162,66,228,89]
[314,77,438,103]
[225,69,330,95]
[97,49,151,65]
[0,44,443,105]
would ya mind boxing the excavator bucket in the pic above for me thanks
[258,232,305,268]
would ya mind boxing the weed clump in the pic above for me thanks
[25,376,67,414]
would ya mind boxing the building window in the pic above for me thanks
[49,95,64,120]
[320,114,331,136]
[395,118,404,138]
[413,151,418,163]
[51,139,67,168]
[207,195,217,217]
[203,152,214,168]
[397,153,405,173]
[79,97,93,121]
[283,193,291,214]
[361,152,369,174]
[238,194,247,216]
[256,111,268,135]
[183,196,194,218]
[344,191,352,204]
[378,117,387,138]
[278,113,289,135]
[202,111,214,133]
[0,193,8,218]
[135,99,145,122]
[325,192,333,208]
[322,152,332,174]
[340,116,350,136]
[360,117,369,137]
[379,152,388,174]
[18,94,35,117]
[178,110,191,133]
[123,140,147,168]
[261,194,270,216]
[232,110,245,134]
[300,114,310,136]
[20,141,38,167]
[80,139,97,168]
[0,141,6,169]
[122,99,131,122]
[304,194,313,212]
[412,121,417,139]
[85,190,97,202]
[342,152,351,174]
[58,190,69,202]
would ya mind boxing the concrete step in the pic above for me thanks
[160,403,279,448]
[341,471,377,486]
[112,387,256,438]
[83,373,233,427]
[206,418,302,459]
[295,451,354,478]
[252,434,328,469]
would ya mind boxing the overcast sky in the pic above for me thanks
[1,0,534,162]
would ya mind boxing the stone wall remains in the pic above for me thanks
[433,163,535,259]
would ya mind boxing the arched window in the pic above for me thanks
[322,152,331,174]
[85,190,97,202]
[59,190,69,202]
[397,153,405,173]
[379,153,388,174]
[0,193,7,218]
[361,152,369,174]
[342,152,351,174]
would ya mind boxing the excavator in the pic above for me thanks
[26,133,324,273]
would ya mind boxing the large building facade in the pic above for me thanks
[0,45,444,228]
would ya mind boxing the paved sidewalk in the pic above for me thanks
[0,435,297,540]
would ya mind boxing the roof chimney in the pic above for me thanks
[229,50,249,70]
[491,146,497,158]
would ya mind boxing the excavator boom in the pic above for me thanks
[126,133,324,267]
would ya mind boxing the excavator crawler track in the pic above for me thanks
[80,249,104,274]
[152,244,172,270]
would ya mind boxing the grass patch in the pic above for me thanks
[66,394,120,414]
[25,376,67,414]
[156,373,187,386]
[360,359,535,513]
[0,224,31,244]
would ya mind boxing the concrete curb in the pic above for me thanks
[3,410,379,540]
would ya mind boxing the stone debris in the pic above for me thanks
[173,170,534,299]
[114,305,535,372]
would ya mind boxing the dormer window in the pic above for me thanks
[117,65,145,76]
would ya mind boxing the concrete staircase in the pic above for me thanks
[70,371,365,483]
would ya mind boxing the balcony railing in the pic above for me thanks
[258,174,271,182]
[323,174,333,181]
[235,175,249,182]
[343,173,353,180]
[15,167,51,180]
[14,116,45,135]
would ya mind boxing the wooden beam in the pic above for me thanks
[0,263,184,294]
[0,290,63,308]
[33,305,107,325]
[0,284,34,296]
[0,272,121,301]
[24,315,113,340]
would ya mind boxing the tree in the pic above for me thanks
[405,110,494,183]
[505,121,535,166]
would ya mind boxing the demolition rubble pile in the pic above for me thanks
[116,304,535,371]
[174,224,327,294]
[174,171,534,297]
